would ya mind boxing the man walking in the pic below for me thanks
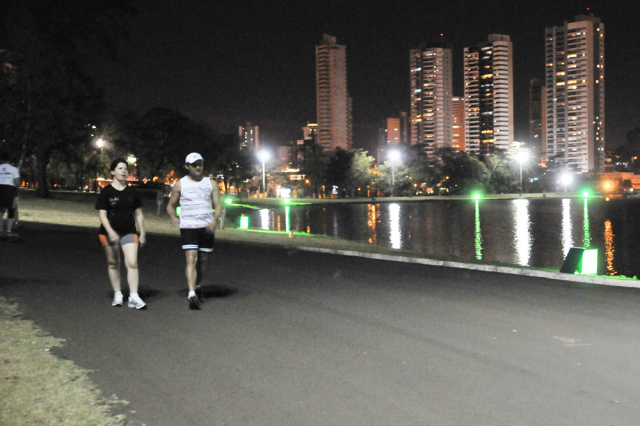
[0,152,21,241]
[166,153,222,309]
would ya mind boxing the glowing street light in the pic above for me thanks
[560,172,574,193]
[516,149,529,194]
[257,149,271,197]
[388,148,402,197]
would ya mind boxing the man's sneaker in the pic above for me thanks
[188,295,201,310]
[112,293,123,307]
[128,294,147,310]
[6,233,21,242]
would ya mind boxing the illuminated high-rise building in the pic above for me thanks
[409,45,453,156]
[238,122,259,151]
[529,78,546,164]
[463,34,514,155]
[545,14,605,172]
[316,34,352,151]
[452,96,466,152]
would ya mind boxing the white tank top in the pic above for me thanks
[179,176,214,229]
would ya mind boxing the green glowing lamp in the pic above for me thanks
[560,247,598,275]
[472,192,482,200]
[225,198,233,205]
[581,189,591,198]
[239,215,249,229]
[176,206,181,216]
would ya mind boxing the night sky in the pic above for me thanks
[89,0,640,153]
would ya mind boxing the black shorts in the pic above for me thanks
[180,228,215,252]
[0,185,17,209]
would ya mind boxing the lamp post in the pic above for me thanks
[257,149,270,198]
[388,148,401,197]
[94,138,107,192]
[516,149,528,195]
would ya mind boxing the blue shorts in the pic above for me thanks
[180,228,214,252]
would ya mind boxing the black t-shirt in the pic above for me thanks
[95,185,143,236]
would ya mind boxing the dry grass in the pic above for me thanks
[0,297,130,426]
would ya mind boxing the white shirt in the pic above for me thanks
[0,163,20,187]
[179,176,214,229]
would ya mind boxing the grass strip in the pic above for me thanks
[0,296,129,426]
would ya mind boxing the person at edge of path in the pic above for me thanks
[95,158,147,310]
[166,152,222,310]
[0,151,21,241]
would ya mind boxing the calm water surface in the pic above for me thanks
[234,198,640,278]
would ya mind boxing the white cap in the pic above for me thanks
[185,152,203,164]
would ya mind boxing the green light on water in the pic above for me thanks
[285,206,290,232]
[583,198,591,248]
[474,200,482,260]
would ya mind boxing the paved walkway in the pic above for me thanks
[2,222,640,425]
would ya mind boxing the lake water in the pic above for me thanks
[233,198,640,278]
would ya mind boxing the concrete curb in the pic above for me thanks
[297,246,640,289]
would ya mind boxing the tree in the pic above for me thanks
[209,134,255,194]
[0,1,134,197]
[349,149,375,197]
[325,147,354,197]
[437,148,490,194]
[483,154,516,194]
[301,140,328,198]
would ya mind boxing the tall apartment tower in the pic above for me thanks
[238,122,259,151]
[463,34,514,156]
[316,34,353,151]
[545,15,605,172]
[452,96,466,152]
[529,78,547,164]
[409,45,453,156]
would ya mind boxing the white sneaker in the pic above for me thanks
[128,294,147,310]
[112,293,123,307]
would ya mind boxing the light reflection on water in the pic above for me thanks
[513,199,530,266]
[239,198,640,277]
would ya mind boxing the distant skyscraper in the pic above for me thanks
[452,97,465,152]
[387,118,401,144]
[464,34,514,156]
[238,122,259,151]
[545,14,605,172]
[409,45,453,156]
[316,34,352,151]
[529,78,546,164]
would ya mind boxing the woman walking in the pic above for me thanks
[96,158,147,309]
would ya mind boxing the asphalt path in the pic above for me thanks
[2,223,640,425]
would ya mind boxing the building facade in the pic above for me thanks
[409,46,453,156]
[529,78,547,164]
[452,97,465,152]
[545,14,605,173]
[238,122,259,151]
[316,34,353,151]
[463,34,514,156]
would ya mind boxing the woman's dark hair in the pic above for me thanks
[109,158,128,172]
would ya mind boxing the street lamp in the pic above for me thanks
[257,149,271,197]
[388,148,402,197]
[560,172,573,193]
[516,149,528,194]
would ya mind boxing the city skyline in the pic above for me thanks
[88,0,639,154]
